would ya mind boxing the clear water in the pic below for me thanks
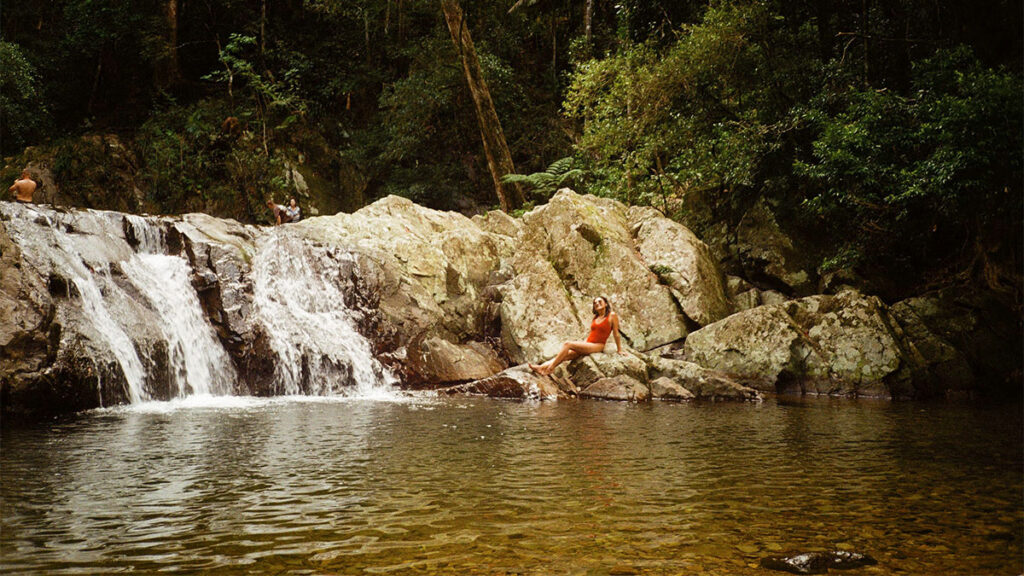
[2,396,1020,575]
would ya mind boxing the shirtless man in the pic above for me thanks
[9,170,37,203]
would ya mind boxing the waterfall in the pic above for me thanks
[122,253,237,397]
[38,208,237,402]
[44,218,152,404]
[251,234,395,396]
[124,214,164,254]
[69,270,150,403]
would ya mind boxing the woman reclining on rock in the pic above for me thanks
[529,296,625,376]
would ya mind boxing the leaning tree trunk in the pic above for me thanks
[441,0,525,212]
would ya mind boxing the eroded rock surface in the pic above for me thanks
[684,290,922,397]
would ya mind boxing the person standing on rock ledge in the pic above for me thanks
[9,170,37,203]
[529,296,625,376]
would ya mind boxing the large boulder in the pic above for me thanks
[891,288,1021,398]
[628,206,732,326]
[684,304,805,390]
[645,356,761,400]
[509,189,688,353]
[684,290,923,397]
[406,338,506,385]
[735,198,814,295]
[297,195,509,384]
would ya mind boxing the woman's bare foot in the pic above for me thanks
[528,363,546,375]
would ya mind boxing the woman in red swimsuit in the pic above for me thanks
[529,296,624,376]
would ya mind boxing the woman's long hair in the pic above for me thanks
[592,296,611,319]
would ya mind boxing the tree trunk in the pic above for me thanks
[155,0,181,89]
[441,0,524,212]
[585,0,593,43]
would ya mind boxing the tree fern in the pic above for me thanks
[501,157,584,199]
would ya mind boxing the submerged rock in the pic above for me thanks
[760,550,877,574]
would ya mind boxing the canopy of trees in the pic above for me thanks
[2,0,1020,298]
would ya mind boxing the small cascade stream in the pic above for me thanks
[3,202,397,409]
[251,234,395,396]
[46,217,151,404]
[121,215,236,398]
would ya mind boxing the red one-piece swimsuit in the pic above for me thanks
[586,314,612,344]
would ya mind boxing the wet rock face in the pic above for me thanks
[760,550,877,574]
[891,288,1022,398]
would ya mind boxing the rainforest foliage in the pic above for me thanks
[2,0,1020,295]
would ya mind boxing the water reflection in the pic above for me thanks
[2,397,1020,575]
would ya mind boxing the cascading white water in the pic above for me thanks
[124,214,164,254]
[69,269,150,404]
[251,234,395,396]
[122,253,237,397]
[35,208,237,403]
[38,215,152,404]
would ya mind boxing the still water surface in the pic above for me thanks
[2,395,1021,575]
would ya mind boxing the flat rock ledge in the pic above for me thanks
[441,353,761,403]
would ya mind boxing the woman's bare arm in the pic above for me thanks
[612,313,624,354]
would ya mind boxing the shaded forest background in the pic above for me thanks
[2,0,1022,301]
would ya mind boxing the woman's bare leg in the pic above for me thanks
[539,341,603,375]
[529,350,580,375]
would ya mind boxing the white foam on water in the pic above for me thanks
[250,234,397,396]
[103,390,432,415]
[122,253,237,397]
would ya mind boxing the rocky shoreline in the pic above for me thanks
[1,190,1019,417]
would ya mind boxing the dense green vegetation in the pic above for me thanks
[2,0,1020,297]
